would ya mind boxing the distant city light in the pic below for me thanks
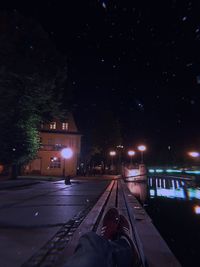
[156,169,164,173]
[194,205,200,215]
[166,169,182,173]
[149,169,155,173]
[127,169,140,177]
[188,189,200,200]
[138,145,146,151]
[109,151,116,156]
[61,148,73,159]
[128,150,135,156]
[188,152,200,158]
[148,169,183,173]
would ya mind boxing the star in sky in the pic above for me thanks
[15,0,200,155]
[99,0,107,9]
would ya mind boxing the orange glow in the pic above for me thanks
[110,151,116,156]
[188,152,199,158]
[194,205,200,214]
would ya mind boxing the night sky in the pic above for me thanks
[4,0,200,162]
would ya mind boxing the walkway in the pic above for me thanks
[0,176,181,267]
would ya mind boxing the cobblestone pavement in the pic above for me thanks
[0,178,110,267]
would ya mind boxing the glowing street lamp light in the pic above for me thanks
[109,151,116,170]
[128,150,135,156]
[128,150,135,166]
[188,152,200,158]
[138,145,146,163]
[138,145,146,152]
[110,151,116,156]
[194,205,200,215]
[61,148,73,159]
[61,148,73,178]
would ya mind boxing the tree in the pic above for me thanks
[0,11,67,178]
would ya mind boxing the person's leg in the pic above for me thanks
[64,208,120,267]
[111,238,135,267]
[63,210,141,267]
[63,231,115,267]
[111,215,141,267]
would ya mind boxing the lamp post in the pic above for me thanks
[138,145,146,164]
[128,150,135,166]
[61,148,73,179]
[109,151,116,171]
[116,145,124,174]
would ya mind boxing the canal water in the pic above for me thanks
[127,176,200,267]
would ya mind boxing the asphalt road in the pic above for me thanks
[0,178,110,267]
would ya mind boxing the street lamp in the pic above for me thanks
[188,152,199,158]
[110,151,116,156]
[109,151,116,171]
[61,148,73,178]
[138,145,146,163]
[128,150,135,166]
[194,205,200,215]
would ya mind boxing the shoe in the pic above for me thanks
[118,214,132,240]
[101,208,119,240]
[118,215,141,267]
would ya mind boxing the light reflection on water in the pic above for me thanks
[127,176,200,202]
[127,176,200,266]
[148,176,200,201]
[127,181,148,204]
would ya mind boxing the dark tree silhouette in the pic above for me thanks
[0,11,67,178]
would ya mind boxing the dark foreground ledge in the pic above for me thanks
[20,178,181,267]
[57,179,181,267]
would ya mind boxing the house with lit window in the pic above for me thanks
[24,113,81,177]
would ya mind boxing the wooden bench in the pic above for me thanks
[57,179,181,267]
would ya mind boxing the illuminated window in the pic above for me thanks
[50,122,56,129]
[62,122,68,130]
[50,157,61,168]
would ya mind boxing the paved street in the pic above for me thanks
[0,177,111,267]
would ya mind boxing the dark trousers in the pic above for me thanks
[64,231,133,267]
